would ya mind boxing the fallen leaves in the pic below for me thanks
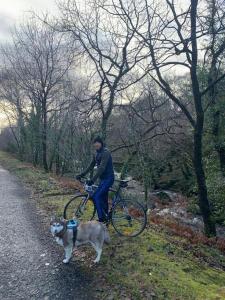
[151,214,225,253]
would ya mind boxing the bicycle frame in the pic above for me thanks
[82,181,124,215]
[109,186,123,210]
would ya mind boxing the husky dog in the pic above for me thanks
[50,218,110,264]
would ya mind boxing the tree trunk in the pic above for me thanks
[101,117,107,141]
[193,122,216,236]
[55,151,61,175]
[100,89,116,141]
[212,108,225,175]
[17,109,26,160]
[42,100,48,172]
[32,108,41,167]
[34,149,39,167]
[208,64,225,176]
[190,0,216,236]
[217,147,225,175]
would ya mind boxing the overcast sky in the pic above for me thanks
[0,0,58,42]
[0,0,59,128]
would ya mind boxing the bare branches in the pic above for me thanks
[57,0,148,138]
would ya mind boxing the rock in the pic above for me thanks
[170,212,178,218]
[157,208,170,216]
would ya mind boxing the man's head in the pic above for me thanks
[93,136,104,151]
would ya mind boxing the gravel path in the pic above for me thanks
[0,166,94,300]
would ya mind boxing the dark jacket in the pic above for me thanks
[80,147,114,182]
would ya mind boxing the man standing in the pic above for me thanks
[76,137,114,223]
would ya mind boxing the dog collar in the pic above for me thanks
[55,224,67,239]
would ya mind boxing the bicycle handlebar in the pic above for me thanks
[76,177,98,193]
[76,177,129,193]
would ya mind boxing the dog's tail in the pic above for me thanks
[103,224,110,244]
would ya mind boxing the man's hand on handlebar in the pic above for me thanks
[75,175,93,186]
[86,179,94,186]
[76,175,83,181]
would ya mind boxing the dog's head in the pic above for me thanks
[50,216,67,236]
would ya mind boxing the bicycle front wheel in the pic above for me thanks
[111,199,147,237]
[63,194,96,222]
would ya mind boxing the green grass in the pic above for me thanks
[0,151,69,217]
[0,152,58,190]
[97,229,225,299]
[1,151,225,300]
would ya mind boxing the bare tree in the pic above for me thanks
[0,63,34,159]
[58,0,148,139]
[1,15,75,170]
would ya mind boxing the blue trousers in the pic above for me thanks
[93,177,114,221]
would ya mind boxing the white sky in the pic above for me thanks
[0,0,58,128]
[0,0,58,42]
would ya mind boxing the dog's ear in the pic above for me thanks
[60,216,68,224]
[50,215,56,224]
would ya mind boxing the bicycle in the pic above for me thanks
[63,178,147,237]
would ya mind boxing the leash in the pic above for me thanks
[72,225,78,246]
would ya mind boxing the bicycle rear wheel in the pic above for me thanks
[63,194,96,222]
[111,199,147,237]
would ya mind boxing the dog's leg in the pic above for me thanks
[63,245,73,264]
[91,242,103,263]
[94,247,102,263]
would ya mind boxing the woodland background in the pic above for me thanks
[0,0,225,237]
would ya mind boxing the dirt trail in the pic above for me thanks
[0,166,94,300]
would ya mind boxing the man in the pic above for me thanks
[76,137,114,223]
